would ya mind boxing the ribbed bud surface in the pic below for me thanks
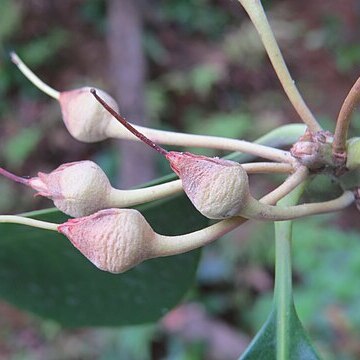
[167,152,249,219]
[58,208,155,273]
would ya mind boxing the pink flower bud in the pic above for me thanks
[28,160,112,217]
[58,208,155,273]
[59,87,119,142]
[166,152,250,219]
[91,90,252,220]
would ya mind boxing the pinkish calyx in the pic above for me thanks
[1,161,112,217]
[58,208,155,273]
[166,152,250,219]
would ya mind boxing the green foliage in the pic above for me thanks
[158,0,230,37]
[19,28,69,67]
[2,127,42,167]
[293,219,360,329]
[322,14,360,73]
[80,0,106,33]
[163,64,223,97]
[245,215,360,359]
[240,307,320,360]
[187,112,251,138]
[0,0,21,43]
[241,188,321,359]
[0,194,208,327]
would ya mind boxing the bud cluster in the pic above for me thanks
[0,52,355,274]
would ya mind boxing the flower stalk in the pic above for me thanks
[237,0,321,132]
[10,52,296,164]
[333,77,360,159]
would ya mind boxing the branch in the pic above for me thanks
[237,0,321,132]
[333,76,360,157]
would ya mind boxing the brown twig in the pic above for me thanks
[91,89,168,156]
[333,77,360,159]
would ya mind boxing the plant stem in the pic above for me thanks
[0,215,58,231]
[152,181,306,256]
[244,190,354,221]
[11,52,304,164]
[107,120,294,163]
[273,184,304,360]
[0,167,30,186]
[243,162,292,174]
[92,90,294,164]
[108,162,292,207]
[237,0,321,132]
[333,77,360,155]
[224,123,306,163]
[10,52,60,100]
[260,166,308,204]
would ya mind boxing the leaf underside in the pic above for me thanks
[0,194,209,327]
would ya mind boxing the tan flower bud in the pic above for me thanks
[59,87,118,142]
[166,152,250,219]
[29,161,112,217]
[58,208,155,273]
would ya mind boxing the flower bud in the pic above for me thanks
[166,152,250,219]
[58,208,155,273]
[29,161,112,217]
[90,90,252,220]
[59,87,118,142]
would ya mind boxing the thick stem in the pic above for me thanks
[242,162,292,174]
[107,122,294,163]
[237,0,321,132]
[260,166,308,204]
[108,180,183,207]
[224,123,306,163]
[152,216,245,257]
[243,190,354,221]
[150,181,306,257]
[0,215,58,231]
[333,77,360,156]
[106,162,291,208]
[274,185,304,360]
[94,89,293,163]
[107,162,293,207]
[10,52,60,100]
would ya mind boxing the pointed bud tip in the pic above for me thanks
[166,152,250,219]
[9,51,19,65]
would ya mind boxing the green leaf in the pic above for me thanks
[3,127,42,167]
[239,307,320,360]
[0,194,208,327]
[239,185,321,359]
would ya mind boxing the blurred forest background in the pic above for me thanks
[0,0,359,359]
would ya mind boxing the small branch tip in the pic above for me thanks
[91,89,168,156]
[9,51,20,65]
[0,166,30,186]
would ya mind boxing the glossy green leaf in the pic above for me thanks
[0,194,208,327]
[239,306,320,360]
[240,185,321,360]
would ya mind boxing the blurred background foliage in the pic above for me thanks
[0,0,359,359]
